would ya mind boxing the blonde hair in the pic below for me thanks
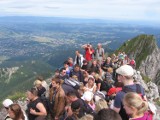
[94,73,102,80]
[34,80,42,86]
[78,114,93,120]
[107,67,113,73]
[123,92,148,115]
[72,75,78,81]
[95,99,108,112]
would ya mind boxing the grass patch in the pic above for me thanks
[0,92,26,109]
[141,73,151,83]
[115,34,156,69]
[156,99,160,106]
[7,92,26,101]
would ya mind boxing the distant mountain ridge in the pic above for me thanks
[0,17,160,105]
[0,60,53,102]
[116,34,160,87]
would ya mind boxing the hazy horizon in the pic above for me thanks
[0,0,159,24]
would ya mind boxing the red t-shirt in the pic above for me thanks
[85,48,94,61]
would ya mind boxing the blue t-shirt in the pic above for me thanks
[114,84,145,108]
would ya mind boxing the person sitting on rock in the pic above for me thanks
[63,61,72,76]
[70,64,84,83]
[59,68,69,80]
[101,57,112,72]
[83,75,97,93]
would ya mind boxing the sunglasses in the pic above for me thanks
[5,107,9,110]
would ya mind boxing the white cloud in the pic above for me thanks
[0,0,159,23]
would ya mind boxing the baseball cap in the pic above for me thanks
[88,75,95,81]
[107,87,116,96]
[3,99,13,108]
[116,65,134,76]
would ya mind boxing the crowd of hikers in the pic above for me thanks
[2,43,156,120]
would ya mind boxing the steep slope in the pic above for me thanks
[116,34,160,82]
[0,60,53,102]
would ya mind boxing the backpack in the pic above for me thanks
[120,84,153,120]
[64,78,80,90]
[122,84,143,97]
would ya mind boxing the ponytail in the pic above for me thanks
[123,92,148,115]
[137,101,148,115]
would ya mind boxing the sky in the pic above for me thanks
[0,0,160,23]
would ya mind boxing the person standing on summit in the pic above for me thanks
[82,44,94,61]
[74,50,85,67]
[95,43,104,65]
[82,44,94,67]
[113,65,146,120]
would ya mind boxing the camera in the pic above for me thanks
[87,44,90,47]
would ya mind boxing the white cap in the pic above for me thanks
[88,75,95,81]
[116,65,134,76]
[2,99,13,108]
[81,91,93,102]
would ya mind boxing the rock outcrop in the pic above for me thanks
[116,34,160,92]
[147,81,160,100]
[139,44,160,82]
[133,70,159,100]
[0,67,19,83]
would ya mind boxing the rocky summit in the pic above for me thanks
[116,34,160,91]
[0,34,160,119]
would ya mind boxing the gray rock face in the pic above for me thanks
[133,70,159,101]
[139,46,160,81]
[133,70,149,91]
[0,99,28,120]
[0,67,19,83]
[0,107,7,120]
[147,81,160,101]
